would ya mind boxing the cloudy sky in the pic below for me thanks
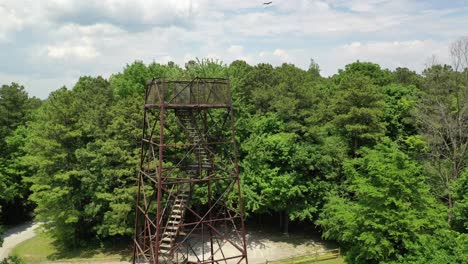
[1,0,467,98]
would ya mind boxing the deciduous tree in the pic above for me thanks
[318,141,446,263]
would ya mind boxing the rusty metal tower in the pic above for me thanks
[133,78,248,264]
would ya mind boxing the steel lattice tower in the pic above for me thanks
[133,78,248,264]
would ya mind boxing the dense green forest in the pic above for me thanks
[1,53,467,263]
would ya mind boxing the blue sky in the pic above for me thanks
[1,0,467,98]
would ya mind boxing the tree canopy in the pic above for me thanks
[1,54,467,263]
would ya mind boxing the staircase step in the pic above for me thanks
[160,243,171,249]
[164,231,177,236]
[166,226,178,230]
[162,237,172,242]
[187,164,212,169]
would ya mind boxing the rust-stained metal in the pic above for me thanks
[133,78,248,264]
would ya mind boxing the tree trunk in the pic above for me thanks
[448,146,458,223]
[282,211,289,235]
[279,211,283,231]
[448,192,453,223]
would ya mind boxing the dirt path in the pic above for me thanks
[0,222,41,260]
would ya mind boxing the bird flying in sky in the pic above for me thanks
[263,2,273,5]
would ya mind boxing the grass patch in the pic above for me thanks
[11,231,131,263]
[272,253,346,264]
[10,232,55,264]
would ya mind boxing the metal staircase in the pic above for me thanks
[176,110,211,170]
[159,186,189,256]
[157,110,212,259]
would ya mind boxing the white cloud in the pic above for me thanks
[318,40,450,75]
[205,53,220,60]
[224,45,256,64]
[256,49,295,66]
[228,45,243,54]
[47,43,99,59]
[0,5,24,41]
[329,0,390,13]
[55,23,124,36]
[43,0,196,30]
[227,45,244,57]
[273,49,289,61]
[0,72,76,98]
[340,40,448,64]
[159,55,174,64]
[0,0,467,98]
[183,53,195,63]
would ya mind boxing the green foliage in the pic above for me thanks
[382,84,419,141]
[11,231,130,263]
[453,170,468,232]
[235,62,343,224]
[26,85,95,246]
[391,230,468,264]
[110,61,183,97]
[0,83,35,151]
[416,64,468,215]
[454,233,468,263]
[393,67,422,88]
[0,83,40,225]
[228,60,255,116]
[26,77,140,247]
[0,255,24,264]
[318,140,447,263]
[331,73,386,155]
[308,58,321,78]
[335,61,393,86]
[185,58,228,78]
[241,114,312,217]
[2,58,465,263]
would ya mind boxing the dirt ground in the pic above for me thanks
[186,230,328,263]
